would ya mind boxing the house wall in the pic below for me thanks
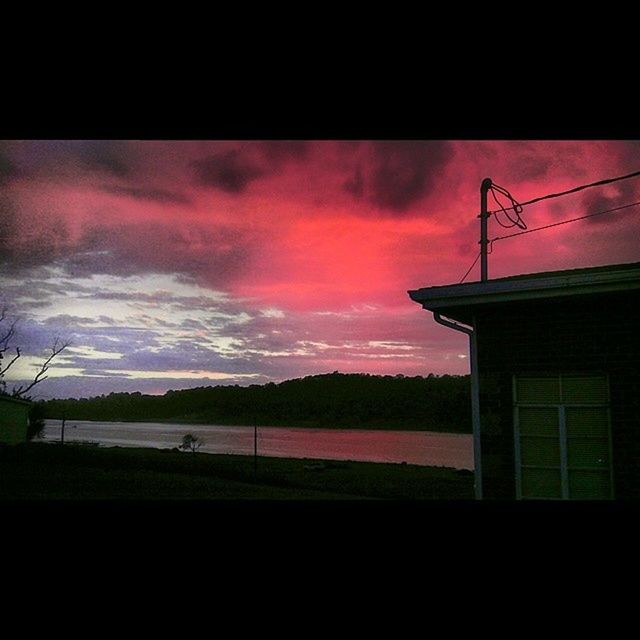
[472,290,640,499]
[0,400,30,445]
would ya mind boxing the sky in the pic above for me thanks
[1,140,639,399]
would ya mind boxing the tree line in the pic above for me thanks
[40,372,472,433]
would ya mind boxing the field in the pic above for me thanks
[0,442,474,500]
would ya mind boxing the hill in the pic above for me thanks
[41,372,472,433]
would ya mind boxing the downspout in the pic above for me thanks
[433,312,482,500]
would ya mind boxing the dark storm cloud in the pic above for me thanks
[581,181,638,225]
[341,141,454,213]
[368,141,453,212]
[0,150,19,183]
[78,141,131,177]
[0,195,71,273]
[0,141,136,182]
[342,164,364,198]
[511,155,552,181]
[57,221,255,287]
[190,142,312,195]
[99,184,193,206]
[259,141,310,164]
[617,140,640,167]
[191,149,265,193]
[0,196,18,262]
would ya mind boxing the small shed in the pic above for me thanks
[0,394,32,445]
[409,261,640,500]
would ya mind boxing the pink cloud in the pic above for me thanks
[2,139,639,396]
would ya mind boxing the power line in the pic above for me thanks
[489,200,640,249]
[489,182,527,229]
[459,251,481,283]
[488,169,640,215]
[461,174,640,283]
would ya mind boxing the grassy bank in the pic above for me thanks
[0,442,474,500]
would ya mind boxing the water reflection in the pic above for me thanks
[42,420,473,469]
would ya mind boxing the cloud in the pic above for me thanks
[342,164,364,198]
[54,221,256,287]
[0,195,18,261]
[41,314,101,327]
[0,150,18,183]
[99,184,193,206]
[259,141,310,164]
[191,149,265,193]
[180,319,207,330]
[0,195,71,272]
[0,140,137,184]
[581,181,638,225]
[341,141,454,213]
[190,142,311,195]
[3,139,640,399]
[77,141,131,177]
[510,154,552,181]
[617,141,640,168]
[369,141,453,212]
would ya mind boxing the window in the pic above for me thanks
[514,375,613,500]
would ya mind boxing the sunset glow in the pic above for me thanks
[2,140,639,398]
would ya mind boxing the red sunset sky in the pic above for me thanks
[1,140,639,399]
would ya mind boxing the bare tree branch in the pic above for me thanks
[0,347,21,377]
[11,339,70,398]
[0,319,17,354]
[1,311,69,399]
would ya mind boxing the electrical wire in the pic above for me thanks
[489,199,640,251]
[489,183,527,229]
[488,169,640,215]
[459,171,640,283]
[459,251,482,283]
[490,188,517,228]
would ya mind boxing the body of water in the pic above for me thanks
[42,420,473,470]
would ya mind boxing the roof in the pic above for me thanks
[0,394,32,406]
[408,261,640,322]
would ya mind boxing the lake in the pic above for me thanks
[42,420,474,470]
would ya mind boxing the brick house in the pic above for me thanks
[0,394,32,445]
[409,261,640,500]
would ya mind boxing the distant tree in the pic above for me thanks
[40,372,472,433]
[0,307,70,399]
[179,433,204,456]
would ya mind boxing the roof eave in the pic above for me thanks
[408,266,640,312]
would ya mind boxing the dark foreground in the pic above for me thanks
[0,442,474,500]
